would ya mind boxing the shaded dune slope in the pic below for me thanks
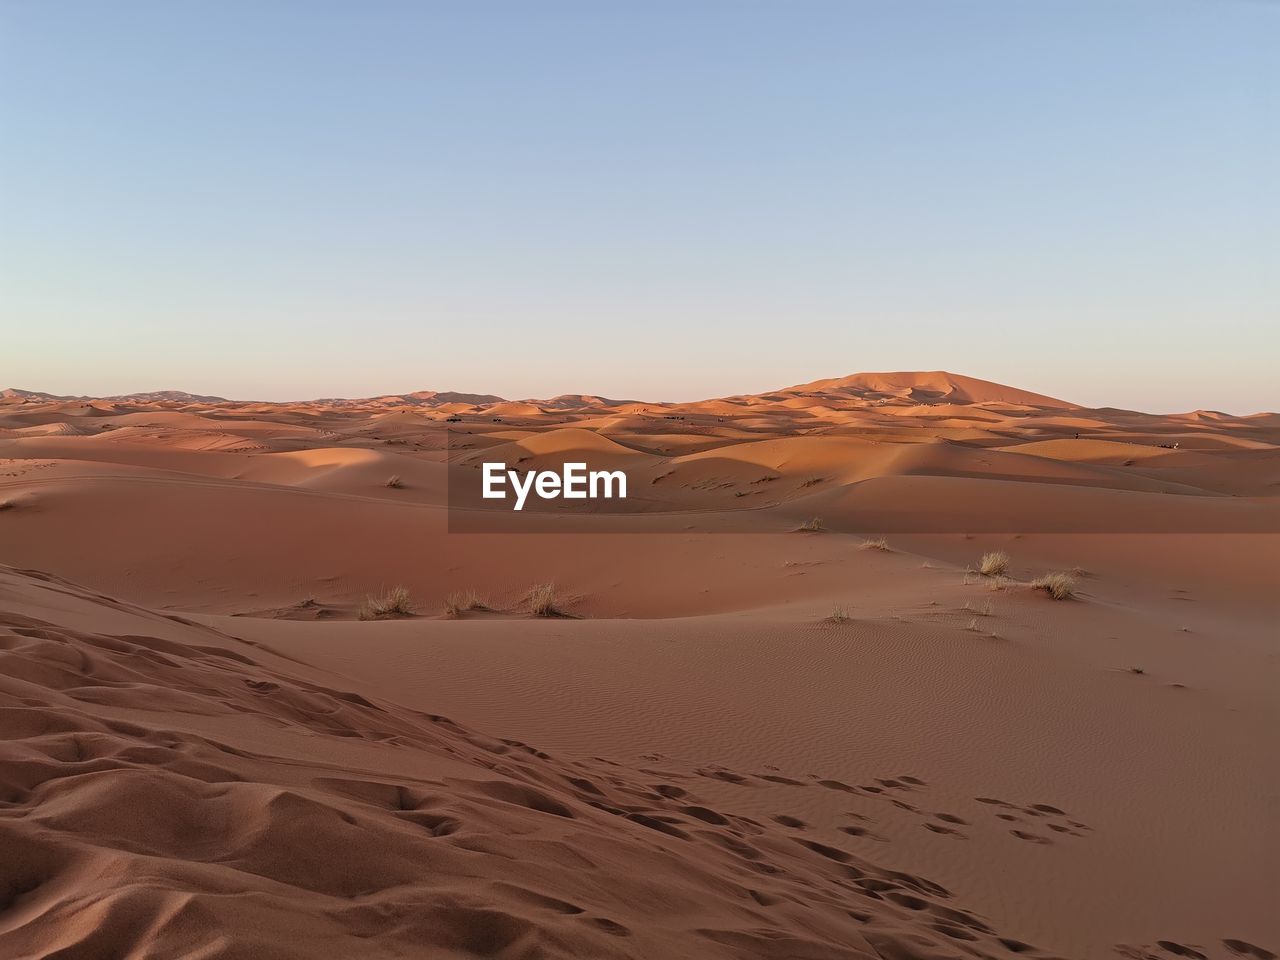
[1,566,1048,960]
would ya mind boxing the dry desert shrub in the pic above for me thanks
[527,582,563,617]
[385,474,403,488]
[860,537,889,551]
[0,499,14,512]
[798,517,825,532]
[829,606,851,623]
[360,585,413,620]
[445,589,488,617]
[979,551,1010,577]
[1030,572,1076,600]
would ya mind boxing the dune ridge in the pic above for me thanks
[3,565,1055,960]
[0,371,1276,959]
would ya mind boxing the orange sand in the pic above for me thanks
[1,372,1276,959]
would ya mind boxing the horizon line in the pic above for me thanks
[4,371,1274,418]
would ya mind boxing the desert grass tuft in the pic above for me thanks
[829,606,851,623]
[385,474,404,488]
[859,537,889,551]
[527,582,564,617]
[798,517,825,533]
[0,499,13,512]
[1030,572,1076,600]
[360,585,413,620]
[445,589,488,618]
[978,551,1010,577]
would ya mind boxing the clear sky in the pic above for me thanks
[2,1,1276,412]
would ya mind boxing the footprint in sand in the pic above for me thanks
[1224,940,1276,960]
[1029,803,1065,814]
[816,778,860,794]
[979,796,1091,838]
[876,778,914,790]
[1118,941,1272,960]
[1047,823,1085,837]
[1157,942,1207,960]
[1010,829,1052,845]
[587,917,630,937]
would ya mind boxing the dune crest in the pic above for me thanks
[0,373,1276,958]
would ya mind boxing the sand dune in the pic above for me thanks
[773,371,1076,409]
[2,565,1074,960]
[0,372,1276,959]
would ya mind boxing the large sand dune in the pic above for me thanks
[0,372,1276,959]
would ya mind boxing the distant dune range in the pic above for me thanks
[1,372,1276,959]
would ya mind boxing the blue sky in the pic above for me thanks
[2,0,1275,411]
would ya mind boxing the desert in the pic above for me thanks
[0,371,1276,960]
[3,3,1274,956]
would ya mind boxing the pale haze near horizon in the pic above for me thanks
[2,1,1276,414]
